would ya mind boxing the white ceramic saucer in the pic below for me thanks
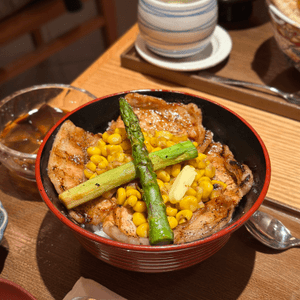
[135,25,232,72]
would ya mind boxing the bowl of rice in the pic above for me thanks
[36,90,271,272]
[266,0,300,71]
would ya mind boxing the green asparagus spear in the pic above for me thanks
[59,140,197,209]
[119,98,175,245]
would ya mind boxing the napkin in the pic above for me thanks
[63,277,127,300]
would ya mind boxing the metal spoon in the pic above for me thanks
[201,74,300,106]
[245,210,300,250]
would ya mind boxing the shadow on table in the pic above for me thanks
[0,164,41,201]
[36,211,268,300]
[252,37,300,93]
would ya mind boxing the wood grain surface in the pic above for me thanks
[1,1,300,299]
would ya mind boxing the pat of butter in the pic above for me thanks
[169,165,197,203]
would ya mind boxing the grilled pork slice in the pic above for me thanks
[173,142,253,244]
[47,120,101,194]
[109,93,210,149]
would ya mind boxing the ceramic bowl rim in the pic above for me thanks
[36,89,271,252]
[140,0,214,10]
[266,1,300,29]
[0,83,97,161]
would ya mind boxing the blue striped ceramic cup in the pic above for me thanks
[138,0,218,58]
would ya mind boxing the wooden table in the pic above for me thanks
[1,1,300,299]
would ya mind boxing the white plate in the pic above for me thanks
[135,25,232,72]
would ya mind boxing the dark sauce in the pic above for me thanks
[0,104,67,154]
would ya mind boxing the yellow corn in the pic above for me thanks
[198,176,211,183]
[166,205,178,217]
[87,146,101,156]
[84,168,95,179]
[210,189,221,199]
[179,196,198,212]
[200,180,214,199]
[198,201,205,209]
[195,187,203,202]
[133,212,147,226]
[172,135,188,143]
[205,164,215,178]
[150,137,158,147]
[193,142,198,147]
[89,173,97,179]
[166,141,175,148]
[144,140,153,152]
[167,216,178,229]
[152,147,162,152]
[195,169,205,181]
[211,180,227,190]
[157,179,164,189]
[133,201,147,213]
[176,210,193,224]
[106,145,123,155]
[136,222,149,238]
[171,164,181,178]
[156,170,170,182]
[116,187,126,205]
[155,130,173,140]
[126,188,142,199]
[114,152,125,162]
[97,139,106,148]
[90,154,102,164]
[124,195,138,207]
[114,128,127,140]
[107,133,122,145]
[86,161,97,172]
[102,132,110,143]
[185,187,197,197]
[162,194,169,204]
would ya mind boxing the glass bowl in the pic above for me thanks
[0,84,96,181]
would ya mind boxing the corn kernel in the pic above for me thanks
[101,145,108,157]
[107,145,123,155]
[195,169,205,181]
[87,146,101,156]
[107,155,114,163]
[179,196,198,212]
[152,147,162,152]
[114,128,127,140]
[144,140,153,152]
[156,170,170,182]
[176,210,193,224]
[97,156,108,169]
[172,135,188,143]
[211,180,227,190]
[167,216,178,229]
[198,176,211,183]
[124,195,138,207]
[97,139,106,148]
[198,201,205,209]
[136,222,149,238]
[89,173,97,179]
[96,169,106,175]
[124,155,133,162]
[171,164,181,178]
[133,201,147,213]
[126,188,142,199]
[195,187,203,202]
[90,154,102,164]
[188,159,198,168]
[165,166,172,175]
[193,142,198,147]
[84,168,95,179]
[157,137,167,148]
[200,180,214,199]
[185,187,197,197]
[116,187,126,205]
[162,194,169,203]
[102,132,109,142]
[107,133,122,145]
[166,141,175,148]
[133,212,147,227]
[150,137,158,147]
[210,189,221,199]
[155,131,173,140]
[205,164,215,178]
[157,179,164,189]
[166,205,178,217]
[115,152,125,162]
[86,161,97,172]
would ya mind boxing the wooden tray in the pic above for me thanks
[121,0,300,121]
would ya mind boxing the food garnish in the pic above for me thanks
[59,140,198,209]
[119,98,174,245]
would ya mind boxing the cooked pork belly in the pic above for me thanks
[173,142,253,244]
[48,120,102,194]
[110,93,208,148]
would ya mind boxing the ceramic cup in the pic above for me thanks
[137,0,218,58]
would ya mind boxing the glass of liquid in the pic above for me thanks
[0,84,96,181]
